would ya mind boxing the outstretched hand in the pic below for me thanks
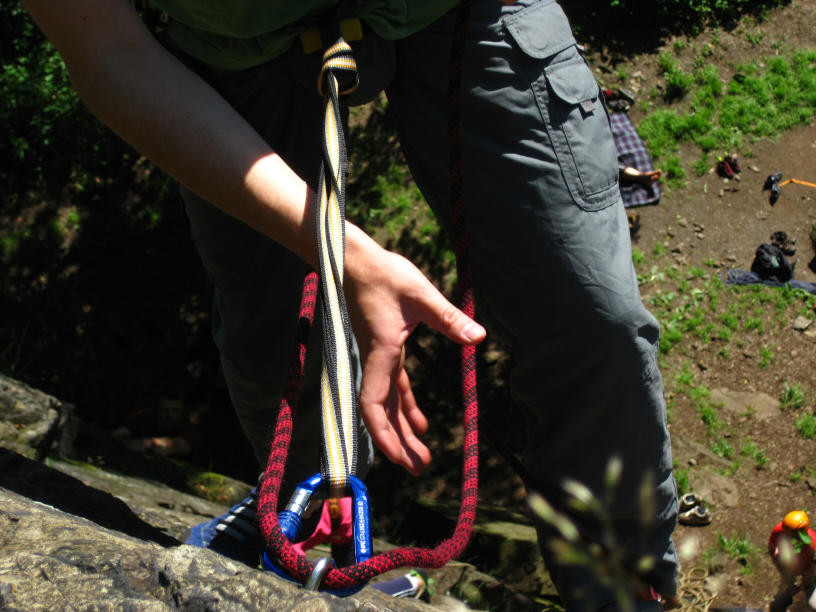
[344,225,485,476]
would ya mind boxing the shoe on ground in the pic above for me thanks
[716,159,735,179]
[770,182,782,204]
[723,154,741,173]
[185,487,262,567]
[678,492,701,513]
[764,171,783,191]
[678,504,711,526]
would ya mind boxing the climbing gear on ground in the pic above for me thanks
[764,172,816,204]
[678,504,711,527]
[783,510,810,531]
[675,567,716,611]
[751,243,794,282]
[371,569,430,599]
[257,1,480,594]
[185,486,261,567]
[602,87,635,112]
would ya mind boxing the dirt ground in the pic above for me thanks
[638,122,816,610]
[599,3,816,607]
[524,2,816,607]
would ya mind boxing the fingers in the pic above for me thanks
[397,368,427,436]
[359,345,430,475]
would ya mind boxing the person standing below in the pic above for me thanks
[768,510,816,611]
[21,0,678,607]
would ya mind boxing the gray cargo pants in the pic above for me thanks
[179,0,678,608]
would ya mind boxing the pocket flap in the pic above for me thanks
[504,1,576,59]
[545,60,598,105]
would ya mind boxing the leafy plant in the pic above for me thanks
[0,4,136,197]
[740,438,768,469]
[711,437,734,459]
[759,345,773,369]
[780,383,806,411]
[675,466,690,496]
[796,414,816,440]
[673,362,694,388]
[718,533,757,575]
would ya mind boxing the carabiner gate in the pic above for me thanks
[262,473,372,596]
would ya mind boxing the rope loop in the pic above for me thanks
[317,39,359,99]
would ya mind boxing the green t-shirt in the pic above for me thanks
[148,0,459,70]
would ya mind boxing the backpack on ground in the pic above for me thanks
[750,243,793,282]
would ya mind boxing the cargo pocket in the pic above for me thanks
[504,0,619,211]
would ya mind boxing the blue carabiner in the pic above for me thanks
[262,473,372,596]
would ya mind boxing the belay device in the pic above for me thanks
[256,1,481,594]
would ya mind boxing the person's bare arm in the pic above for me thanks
[22,0,317,260]
[21,0,486,474]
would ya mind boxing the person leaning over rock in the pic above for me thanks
[22,0,678,607]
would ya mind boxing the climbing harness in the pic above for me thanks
[257,1,479,594]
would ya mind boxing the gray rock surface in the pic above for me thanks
[0,486,429,611]
[0,373,539,610]
[0,373,68,460]
[46,456,229,541]
[710,387,779,422]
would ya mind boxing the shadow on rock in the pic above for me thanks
[0,447,178,547]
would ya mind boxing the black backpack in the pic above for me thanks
[751,243,793,282]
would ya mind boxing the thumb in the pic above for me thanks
[420,291,486,346]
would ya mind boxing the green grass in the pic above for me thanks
[638,49,816,173]
[711,437,734,459]
[658,52,694,101]
[743,317,764,333]
[673,361,695,388]
[675,465,690,496]
[796,414,816,440]
[665,156,686,185]
[718,533,757,575]
[740,438,769,469]
[759,345,773,369]
[780,383,806,411]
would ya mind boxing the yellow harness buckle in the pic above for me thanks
[300,18,363,54]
